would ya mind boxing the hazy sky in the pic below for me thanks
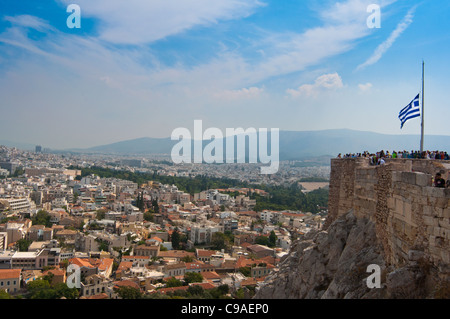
[1,0,449,149]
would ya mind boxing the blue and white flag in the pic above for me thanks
[399,94,420,129]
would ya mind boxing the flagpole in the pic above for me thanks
[420,60,424,153]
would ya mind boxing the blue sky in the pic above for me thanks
[1,0,449,149]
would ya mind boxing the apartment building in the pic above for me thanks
[0,197,32,214]
[189,224,223,245]
[0,269,21,294]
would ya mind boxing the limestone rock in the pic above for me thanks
[254,210,387,299]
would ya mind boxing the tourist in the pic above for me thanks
[434,173,446,188]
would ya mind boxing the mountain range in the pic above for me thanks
[69,129,450,160]
[3,129,449,160]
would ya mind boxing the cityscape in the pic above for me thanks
[0,144,329,300]
[0,0,449,311]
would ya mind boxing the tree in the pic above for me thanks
[184,272,203,284]
[17,238,32,252]
[73,192,79,203]
[152,199,160,214]
[165,277,183,288]
[115,286,142,299]
[171,228,181,250]
[26,278,78,299]
[211,232,227,251]
[181,255,193,263]
[144,211,154,222]
[239,267,251,277]
[136,192,145,212]
[0,290,12,299]
[96,210,106,220]
[187,285,204,296]
[32,210,52,227]
[269,230,277,248]
[255,236,270,246]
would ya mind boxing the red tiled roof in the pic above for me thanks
[201,271,221,280]
[190,282,215,290]
[196,249,216,257]
[158,286,189,294]
[86,293,109,299]
[114,280,140,290]
[240,242,252,248]
[0,269,21,280]
[117,261,133,272]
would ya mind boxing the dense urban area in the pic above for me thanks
[0,145,329,299]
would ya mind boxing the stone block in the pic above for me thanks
[433,227,444,237]
[438,218,449,228]
[441,250,449,264]
[422,215,436,226]
[423,206,433,216]
[443,208,450,219]
[392,171,402,183]
[395,199,404,216]
[415,172,431,187]
[429,187,446,198]
[401,172,416,185]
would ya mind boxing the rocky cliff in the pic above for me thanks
[254,158,450,299]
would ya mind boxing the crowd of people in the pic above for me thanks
[337,150,449,161]
[336,150,450,188]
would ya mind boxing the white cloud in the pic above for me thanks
[213,86,264,100]
[358,82,373,92]
[3,14,55,31]
[58,0,265,45]
[286,73,344,98]
[357,5,417,70]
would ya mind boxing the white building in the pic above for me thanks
[189,224,223,245]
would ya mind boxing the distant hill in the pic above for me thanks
[0,140,35,151]
[64,129,450,161]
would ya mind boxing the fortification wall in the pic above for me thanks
[327,158,450,276]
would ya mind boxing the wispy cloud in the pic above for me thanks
[213,86,264,100]
[357,5,417,71]
[358,82,373,92]
[4,14,55,32]
[58,0,266,45]
[286,73,344,98]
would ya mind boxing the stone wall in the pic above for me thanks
[326,158,450,278]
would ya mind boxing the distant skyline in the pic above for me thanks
[1,0,450,149]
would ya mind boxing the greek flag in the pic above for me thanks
[399,94,420,129]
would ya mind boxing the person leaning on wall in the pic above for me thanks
[434,173,446,188]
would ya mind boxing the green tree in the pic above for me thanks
[115,286,142,299]
[269,230,277,248]
[73,192,79,203]
[32,210,52,227]
[171,228,181,250]
[239,267,251,277]
[165,277,183,288]
[152,199,160,214]
[96,210,106,220]
[187,285,204,296]
[255,236,270,246]
[184,272,203,284]
[211,232,227,251]
[0,290,12,299]
[144,211,154,222]
[181,255,193,263]
[17,238,32,252]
